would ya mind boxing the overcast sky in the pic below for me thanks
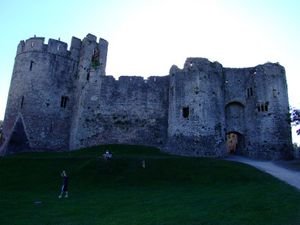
[0,0,299,142]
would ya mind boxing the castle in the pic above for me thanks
[0,34,293,159]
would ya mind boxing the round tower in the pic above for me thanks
[245,63,292,159]
[2,36,80,153]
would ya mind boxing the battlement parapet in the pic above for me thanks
[184,58,223,72]
[85,33,97,42]
[117,75,169,85]
[170,58,223,78]
[70,37,82,60]
[169,65,180,75]
[119,76,144,84]
[47,39,68,57]
[256,62,285,75]
[20,37,45,54]
[16,34,108,65]
[224,62,285,79]
[16,35,89,61]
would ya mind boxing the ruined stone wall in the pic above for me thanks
[70,75,169,150]
[167,58,226,157]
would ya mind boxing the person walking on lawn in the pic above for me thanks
[58,170,69,198]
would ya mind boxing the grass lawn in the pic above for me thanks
[0,145,300,225]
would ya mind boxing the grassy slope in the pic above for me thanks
[0,145,300,225]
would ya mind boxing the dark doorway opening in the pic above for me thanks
[226,132,245,155]
[182,107,189,118]
[6,118,30,153]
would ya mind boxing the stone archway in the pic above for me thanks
[6,117,30,153]
[226,131,245,155]
[225,101,245,155]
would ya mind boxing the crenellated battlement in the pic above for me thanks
[16,36,74,59]
[15,34,107,63]
[118,75,167,83]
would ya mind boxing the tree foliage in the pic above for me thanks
[291,109,300,135]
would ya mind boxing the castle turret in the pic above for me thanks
[245,63,292,159]
[224,63,292,159]
[1,36,79,153]
[69,34,109,149]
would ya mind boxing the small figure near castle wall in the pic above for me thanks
[142,159,146,168]
[103,150,112,160]
[58,170,69,198]
[227,133,238,154]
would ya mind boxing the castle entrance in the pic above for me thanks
[6,118,30,153]
[225,102,245,155]
[226,132,245,154]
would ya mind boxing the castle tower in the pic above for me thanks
[69,34,109,149]
[223,63,292,159]
[167,58,226,156]
[1,36,80,153]
[223,67,249,156]
[244,63,292,159]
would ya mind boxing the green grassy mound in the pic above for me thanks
[0,145,300,225]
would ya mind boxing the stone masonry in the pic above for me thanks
[0,34,293,159]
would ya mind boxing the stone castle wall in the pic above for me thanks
[70,75,169,149]
[0,34,293,159]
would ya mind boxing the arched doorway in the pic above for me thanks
[6,118,30,153]
[225,102,245,155]
[226,131,245,155]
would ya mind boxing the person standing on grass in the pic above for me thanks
[103,150,112,160]
[58,170,69,198]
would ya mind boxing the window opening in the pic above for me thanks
[86,72,90,81]
[60,96,69,108]
[20,96,24,108]
[265,102,269,111]
[273,89,277,97]
[182,107,189,118]
[257,102,269,112]
[29,61,34,71]
[247,87,253,98]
